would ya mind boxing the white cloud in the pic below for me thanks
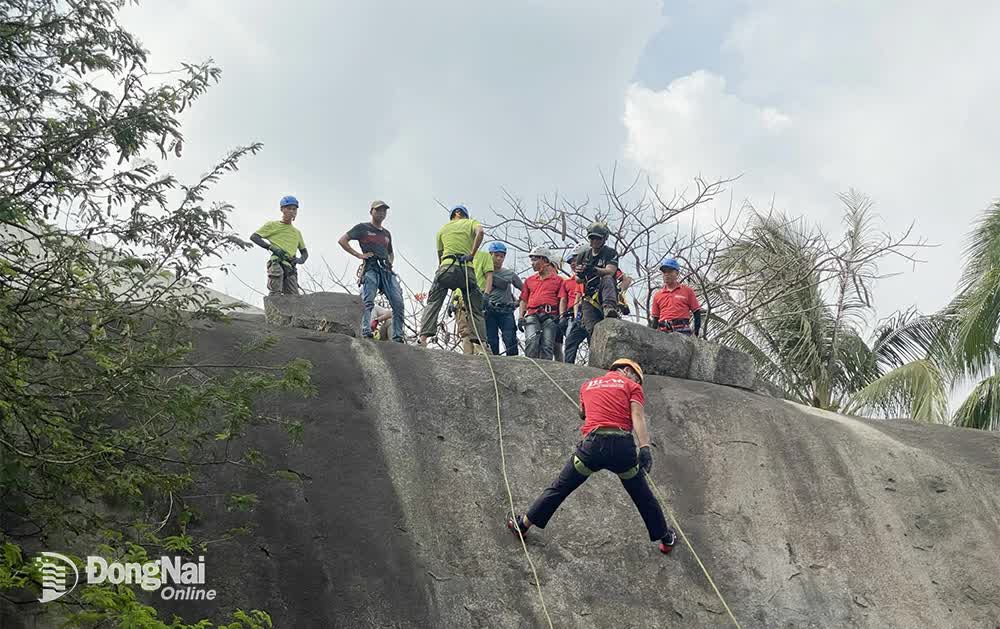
[624,1,1000,320]
[119,0,667,305]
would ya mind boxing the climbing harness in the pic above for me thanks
[658,317,693,335]
[463,271,555,629]
[521,354,744,629]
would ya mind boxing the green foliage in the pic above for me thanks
[953,374,1000,431]
[226,494,259,513]
[710,192,912,412]
[955,202,1000,370]
[712,192,1000,431]
[0,0,308,624]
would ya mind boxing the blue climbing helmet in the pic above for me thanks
[488,242,507,254]
[659,257,681,271]
[450,204,469,219]
[279,195,299,208]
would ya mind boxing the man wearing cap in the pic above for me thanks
[575,221,621,338]
[418,205,489,350]
[650,258,702,336]
[518,247,567,360]
[339,200,406,342]
[250,195,308,296]
[505,358,678,555]
[484,242,523,356]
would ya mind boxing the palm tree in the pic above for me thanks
[832,200,1000,430]
[713,191,905,411]
[708,191,944,417]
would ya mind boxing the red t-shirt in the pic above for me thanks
[520,273,567,315]
[579,371,645,435]
[651,284,700,322]
[563,277,582,309]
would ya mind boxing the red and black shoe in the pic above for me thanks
[658,528,677,554]
[506,513,530,537]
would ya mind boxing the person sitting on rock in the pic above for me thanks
[417,205,488,351]
[574,221,620,338]
[505,357,677,554]
[518,246,567,360]
[370,304,394,340]
[649,258,702,336]
[338,200,406,342]
[250,195,308,296]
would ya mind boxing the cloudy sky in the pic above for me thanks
[120,0,1000,324]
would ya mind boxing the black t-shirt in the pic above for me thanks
[575,245,619,280]
[347,222,393,259]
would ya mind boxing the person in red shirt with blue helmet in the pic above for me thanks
[505,358,678,554]
[650,257,702,336]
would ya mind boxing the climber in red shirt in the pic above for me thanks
[505,358,677,554]
[650,257,702,336]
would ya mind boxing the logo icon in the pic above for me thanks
[35,552,79,603]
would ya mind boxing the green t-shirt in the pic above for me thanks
[454,250,494,303]
[255,221,305,259]
[436,218,481,264]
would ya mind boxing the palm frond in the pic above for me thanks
[846,359,948,423]
[953,373,1000,431]
[954,201,1000,366]
[870,309,955,371]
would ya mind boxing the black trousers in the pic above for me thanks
[525,433,669,541]
[563,319,588,364]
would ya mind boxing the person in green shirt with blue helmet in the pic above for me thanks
[417,204,489,350]
[250,195,308,295]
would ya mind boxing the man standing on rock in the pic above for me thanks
[505,358,677,554]
[649,258,702,337]
[561,248,588,364]
[575,221,620,338]
[483,242,522,356]
[250,195,308,296]
[338,200,405,342]
[518,246,566,360]
[418,205,488,351]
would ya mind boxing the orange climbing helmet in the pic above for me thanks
[610,357,644,384]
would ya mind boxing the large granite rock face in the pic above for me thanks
[589,318,758,389]
[263,291,362,336]
[687,337,757,389]
[7,317,1000,629]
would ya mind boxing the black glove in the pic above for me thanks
[558,316,569,336]
[517,317,527,332]
[269,244,288,259]
[638,446,652,474]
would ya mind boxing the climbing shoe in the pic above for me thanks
[603,305,620,319]
[659,528,677,554]
[505,513,530,537]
